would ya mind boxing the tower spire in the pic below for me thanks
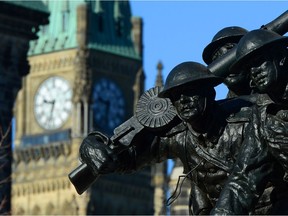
[61,0,69,12]
[114,0,123,19]
[94,0,104,14]
[155,60,164,87]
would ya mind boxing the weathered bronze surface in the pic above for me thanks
[69,10,288,215]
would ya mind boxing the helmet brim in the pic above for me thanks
[230,37,288,72]
[203,35,244,65]
[158,76,223,98]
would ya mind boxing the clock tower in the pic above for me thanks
[12,1,154,215]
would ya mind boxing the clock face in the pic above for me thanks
[92,78,125,134]
[34,76,73,130]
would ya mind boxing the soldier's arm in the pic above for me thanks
[211,107,274,215]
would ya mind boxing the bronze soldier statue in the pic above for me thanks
[212,29,288,215]
[202,26,251,98]
[204,26,288,215]
[74,61,275,214]
[69,10,288,215]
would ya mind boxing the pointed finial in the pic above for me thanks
[114,0,123,19]
[94,0,104,14]
[61,0,70,12]
[155,61,164,87]
[44,0,49,6]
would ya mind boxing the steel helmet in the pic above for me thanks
[158,61,223,98]
[230,29,288,72]
[202,26,248,64]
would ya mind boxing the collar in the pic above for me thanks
[187,104,227,144]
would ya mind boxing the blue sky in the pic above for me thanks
[130,1,288,99]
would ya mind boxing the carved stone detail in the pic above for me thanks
[13,141,71,165]
[12,177,75,215]
[12,177,71,197]
[29,55,75,73]
[72,48,91,103]
[89,53,137,77]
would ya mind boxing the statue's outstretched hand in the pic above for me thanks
[79,133,117,176]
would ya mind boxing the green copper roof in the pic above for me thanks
[3,0,49,13]
[28,0,140,60]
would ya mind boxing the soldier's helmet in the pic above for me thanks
[230,29,288,72]
[202,26,248,64]
[158,61,223,98]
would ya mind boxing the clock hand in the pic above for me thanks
[105,100,110,122]
[97,97,112,130]
[44,98,56,126]
[98,97,111,114]
[98,97,110,106]
[48,100,56,122]
[44,99,54,104]
[50,99,56,113]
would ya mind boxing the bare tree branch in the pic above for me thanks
[0,122,11,147]
[0,123,12,215]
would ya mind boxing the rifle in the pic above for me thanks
[208,10,288,77]
[68,86,179,195]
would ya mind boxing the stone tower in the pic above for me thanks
[151,60,169,215]
[12,0,155,214]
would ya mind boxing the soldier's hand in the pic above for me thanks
[267,110,288,139]
[79,134,117,176]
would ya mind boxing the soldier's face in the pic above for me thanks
[171,88,206,122]
[224,70,248,88]
[214,43,250,92]
[211,43,236,62]
[249,56,277,92]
